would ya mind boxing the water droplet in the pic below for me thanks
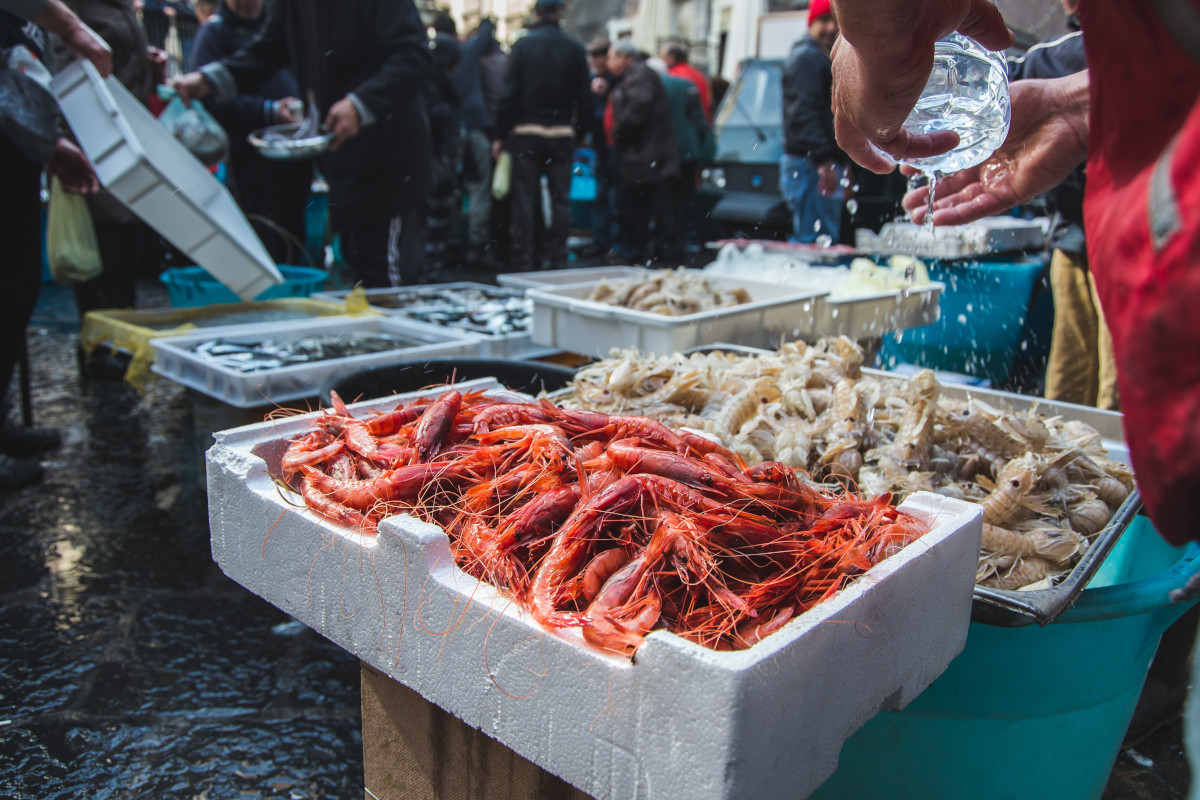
[813,219,822,233]
[846,198,859,214]
[966,303,973,312]
[816,234,833,248]
[957,314,967,325]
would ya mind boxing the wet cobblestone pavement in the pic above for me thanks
[0,279,1191,799]
[1,283,361,799]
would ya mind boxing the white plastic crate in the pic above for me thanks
[527,272,828,356]
[497,266,650,291]
[50,61,281,301]
[312,283,553,359]
[816,283,945,338]
[151,316,484,407]
[207,390,982,800]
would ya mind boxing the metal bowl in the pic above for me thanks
[247,122,334,161]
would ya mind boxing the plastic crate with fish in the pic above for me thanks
[206,381,983,800]
[312,283,552,359]
[497,266,650,291]
[527,269,828,357]
[150,316,483,408]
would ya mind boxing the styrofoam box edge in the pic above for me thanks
[207,388,981,800]
[149,316,485,407]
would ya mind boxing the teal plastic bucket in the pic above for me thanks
[160,265,328,307]
[812,516,1200,800]
[880,255,1047,383]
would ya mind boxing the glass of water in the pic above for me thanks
[899,32,1011,176]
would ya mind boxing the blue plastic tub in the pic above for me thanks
[811,516,1200,800]
[880,255,1047,383]
[160,265,328,307]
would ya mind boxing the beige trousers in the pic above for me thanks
[1043,248,1120,410]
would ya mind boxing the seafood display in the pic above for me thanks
[279,390,929,656]
[367,286,531,335]
[565,338,1135,591]
[585,267,751,316]
[706,243,933,299]
[189,332,424,373]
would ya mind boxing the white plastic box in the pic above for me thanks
[313,283,554,359]
[527,272,828,357]
[497,266,650,291]
[51,61,281,301]
[151,316,483,407]
[817,283,944,339]
[207,388,983,800]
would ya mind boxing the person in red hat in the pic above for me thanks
[778,0,848,243]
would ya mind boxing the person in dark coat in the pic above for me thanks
[779,0,848,244]
[648,56,711,261]
[173,0,433,288]
[491,0,590,272]
[189,0,311,267]
[53,0,157,316]
[422,30,461,281]
[454,18,500,267]
[606,40,679,264]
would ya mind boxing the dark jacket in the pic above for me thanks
[60,0,153,103]
[1009,30,1087,247]
[190,2,300,152]
[216,0,433,228]
[493,19,590,141]
[453,19,497,133]
[610,60,679,187]
[662,73,713,165]
[781,34,841,164]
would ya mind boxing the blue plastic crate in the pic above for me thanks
[880,255,1047,384]
[160,265,328,307]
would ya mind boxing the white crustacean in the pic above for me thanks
[981,522,1087,566]
[979,555,1061,591]
[713,376,781,438]
[1067,492,1112,537]
[889,368,939,468]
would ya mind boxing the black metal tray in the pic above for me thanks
[971,488,1143,627]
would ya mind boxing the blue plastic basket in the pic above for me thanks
[880,255,1047,383]
[812,516,1200,800]
[160,265,328,307]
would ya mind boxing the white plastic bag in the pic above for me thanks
[47,176,103,284]
[492,151,512,200]
[158,91,229,166]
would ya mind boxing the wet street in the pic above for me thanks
[0,278,1191,799]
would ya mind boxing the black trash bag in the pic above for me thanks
[0,45,61,163]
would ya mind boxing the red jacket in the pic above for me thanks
[668,62,712,121]
[1080,0,1200,545]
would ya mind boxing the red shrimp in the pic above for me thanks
[606,438,735,493]
[581,519,680,655]
[702,452,752,483]
[364,405,425,436]
[681,430,746,467]
[281,435,344,475]
[580,548,630,603]
[549,406,688,453]
[411,390,462,462]
[472,403,554,434]
[299,461,469,508]
[733,604,794,648]
[300,476,375,533]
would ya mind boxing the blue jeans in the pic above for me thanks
[779,154,844,244]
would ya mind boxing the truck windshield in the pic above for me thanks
[713,60,784,162]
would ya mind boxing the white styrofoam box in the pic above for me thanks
[150,315,484,408]
[527,272,828,357]
[207,394,982,800]
[50,61,281,301]
[855,217,1049,259]
[497,266,651,291]
[816,282,944,338]
[312,283,554,359]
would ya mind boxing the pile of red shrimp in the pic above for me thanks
[280,388,929,655]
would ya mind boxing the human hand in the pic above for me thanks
[591,76,609,95]
[491,140,503,161]
[170,71,212,106]
[830,0,1013,173]
[276,96,302,124]
[817,162,842,198]
[62,19,113,78]
[324,98,362,150]
[902,75,1090,226]
[49,138,99,194]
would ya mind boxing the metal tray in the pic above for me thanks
[611,345,1144,627]
[248,122,334,161]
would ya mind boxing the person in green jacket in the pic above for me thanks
[648,56,713,261]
